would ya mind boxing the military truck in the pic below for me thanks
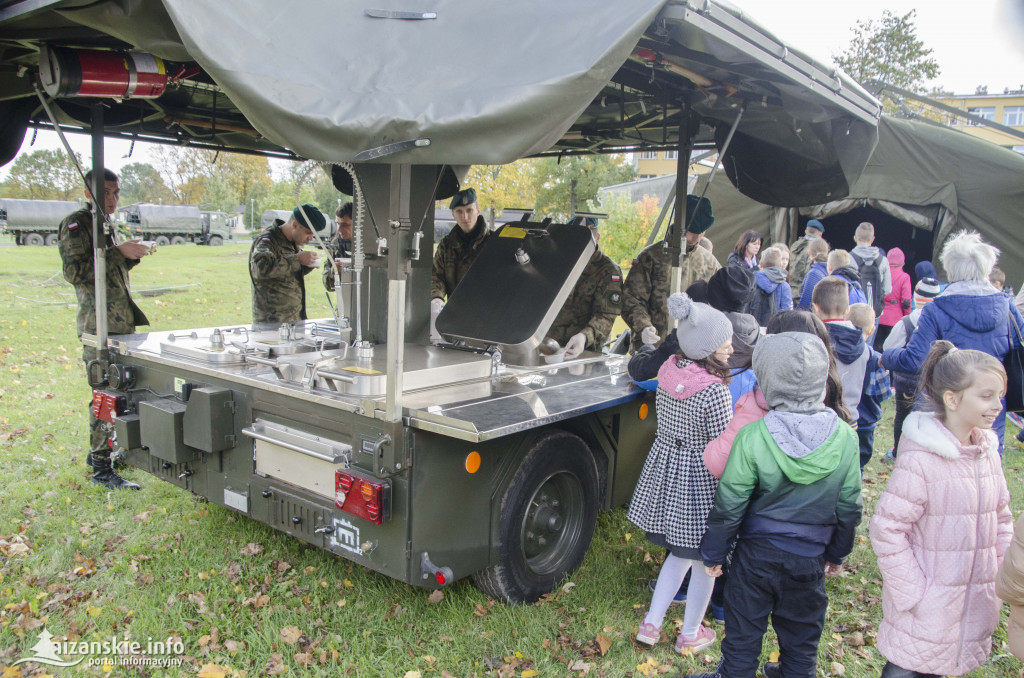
[119,203,230,246]
[0,0,880,602]
[0,198,82,245]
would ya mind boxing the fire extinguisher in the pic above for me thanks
[39,44,168,99]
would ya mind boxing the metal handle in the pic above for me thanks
[316,369,358,384]
[242,426,347,463]
[245,354,278,367]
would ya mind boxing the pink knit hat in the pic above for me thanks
[887,247,905,268]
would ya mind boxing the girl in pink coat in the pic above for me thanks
[875,247,912,351]
[870,340,1013,678]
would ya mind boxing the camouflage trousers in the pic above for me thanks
[82,345,112,462]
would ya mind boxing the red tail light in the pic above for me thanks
[335,470,390,525]
[92,390,126,424]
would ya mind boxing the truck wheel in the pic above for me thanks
[170,235,186,246]
[44,234,58,246]
[24,233,44,246]
[208,235,223,246]
[154,235,170,247]
[472,430,600,603]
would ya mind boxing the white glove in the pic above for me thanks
[563,333,587,360]
[429,298,445,344]
[641,325,661,345]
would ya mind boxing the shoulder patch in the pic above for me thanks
[611,274,621,283]
[68,222,79,231]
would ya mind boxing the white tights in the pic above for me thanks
[644,555,714,638]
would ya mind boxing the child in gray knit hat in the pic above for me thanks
[629,293,734,654]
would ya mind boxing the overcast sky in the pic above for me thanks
[3,0,1022,179]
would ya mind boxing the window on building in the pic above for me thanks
[638,151,658,160]
[664,150,679,160]
[967,107,996,126]
[1005,107,1024,127]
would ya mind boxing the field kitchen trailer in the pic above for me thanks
[0,197,82,245]
[0,0,880,602]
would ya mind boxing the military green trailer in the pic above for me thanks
[119,203,230,246]
[0,198,82,245]
[0,0,880,601]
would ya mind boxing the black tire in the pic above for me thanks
[170,235,186,246]
[154,235,170,247]
[208,235,223,246]
[24,232,44,246]
[472,430,600,603]
[44,233,58,246]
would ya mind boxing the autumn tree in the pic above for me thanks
[150,145,215,204]
[463,159,538,223]
[593,192,661,271]
[119,162,174,205]
[834,10,940,95]
[532,155,636,222]
[0,149,82,200]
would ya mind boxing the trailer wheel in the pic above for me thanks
[44,233,58,246]
[24,232,44,246]
[154,235,170,247]
[472,430,600,603]
[208,235,223,246]
[170,235,186,246]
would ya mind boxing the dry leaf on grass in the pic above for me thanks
[240,543,263,556]
[427,590,445,604]
[831,661,846,676]
[196,663,231,678]
[595,633,611,656]
[264,653,287,676]
[280,625,303,645]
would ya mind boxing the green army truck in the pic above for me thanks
[120,203,230,246]
[0,198,82,245]
[0,0,880,602]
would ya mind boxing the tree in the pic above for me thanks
[119,162,174,205]
[1,149,82,200]
[215,153,272,211]
[464,159,538,222]
[150,146,216,204]
[592,192,661,270]
[834,10,940,94]
[532,155,636,222]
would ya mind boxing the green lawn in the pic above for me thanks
[1,243,1023,677]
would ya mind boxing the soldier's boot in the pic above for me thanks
[88,453,140,490]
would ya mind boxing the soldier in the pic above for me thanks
[59,168,152,490]
[622,195,718,353]
[430,187,489,342]
[546,217,623,358]
[249,203,327,324]
[788,218,825,299]
[322,201,354,291]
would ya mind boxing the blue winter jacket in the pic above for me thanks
[755,267,793,313]
[797,262,828,310]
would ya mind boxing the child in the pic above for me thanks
[882,277,941,457]
[871,341,1013,678]
[629,293,734,653]
[826,250,868,306]
[876,247,912,351]
[996,513,1024,662]
[687,331,862,678]
[813,278,891,469]
[749,246,793,325]
[847,303,876,342]
[796,238,829,310]
[770,242,790,271]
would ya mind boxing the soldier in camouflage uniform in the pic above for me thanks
[322,202,354,291]
[788,218,825,300]
[249,204,327,324]
[59,168,152,490]
[429,188,489,342]
[622,195,719,353]
[546,218,623,358]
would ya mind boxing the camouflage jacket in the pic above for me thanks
[621,241,720,352]
[430,215,489,300]
[58,207,148,338]
[249,223,316,324]
[788,236,814,298]
[547,248,623,350]
[321,235,353,291]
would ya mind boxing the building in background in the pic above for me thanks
[936,89,1024,152]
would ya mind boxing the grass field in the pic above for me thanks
[1,242,1024,677]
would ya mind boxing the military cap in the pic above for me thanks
[684,195,715,234]
[806,218,825,234]
[293,203,327,233]
[449,188,478,209]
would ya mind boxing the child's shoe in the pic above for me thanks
[635,622,661,646]
[710,603,725,624]
[647,579,687,606]
[884,448,895,461]
[675,624,716,654]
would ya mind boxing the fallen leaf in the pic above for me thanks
[831,661,846,676]
[280,625,303,645]
[769,651,780,663]
[264,653,286,676]
[844,632,865,647]
[403,672,422,678]
[561,582,576,594]
[567,660,590,674]
[132,511,151,523]
[197,663,231,678]
[240,543,263,557]
[427,590,445,604]
[595,633,611,656]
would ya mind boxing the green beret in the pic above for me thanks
[685,195,715,234]
[449,187,477,209]
[293,203,327,233]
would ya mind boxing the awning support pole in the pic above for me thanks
[91,102,108,355]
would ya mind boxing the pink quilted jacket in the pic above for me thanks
[870,412,1013,676]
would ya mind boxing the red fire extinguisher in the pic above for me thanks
[39,45,168,99]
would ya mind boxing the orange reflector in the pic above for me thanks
[465,451,481,474]
[639,403,649,420]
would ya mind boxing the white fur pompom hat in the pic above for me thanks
[667,292,733,360]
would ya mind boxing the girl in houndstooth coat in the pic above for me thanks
[628,293,734,653]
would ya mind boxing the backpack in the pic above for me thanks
[851,250,885,316]
[746,284,778,326]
